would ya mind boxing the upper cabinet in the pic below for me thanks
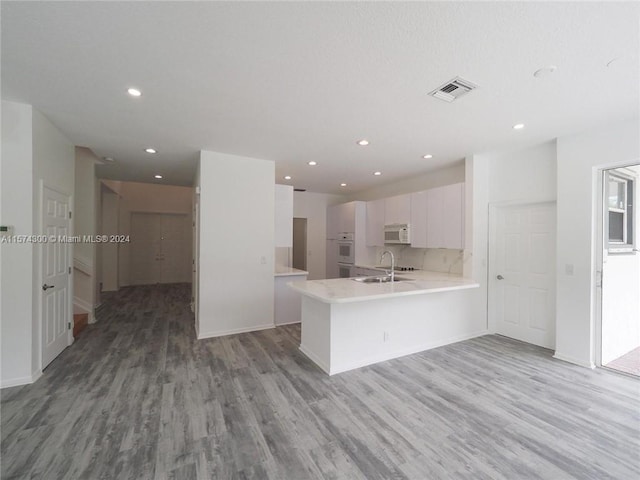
[327,201,364,238]
[426,183,465,249]
[275,184,293,247]
[384,194,411,225]
[410,191,428,247]
[366,198,385,246]
[440,183,465,249]
[410,183,465,249]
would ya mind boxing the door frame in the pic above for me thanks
[39,182,74,371]
[594,161,640,370]
[487,199,557,338]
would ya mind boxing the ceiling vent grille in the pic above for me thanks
[429,76,478,103]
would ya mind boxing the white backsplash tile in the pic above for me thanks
[368,245,465,275]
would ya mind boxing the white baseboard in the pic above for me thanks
[73,297,95,323]
[275,320,301,326]
[328,329,489,376]
[1,369,42,389]
[553,352,596,369]
[197,323,275,340]
[299,344,330,374]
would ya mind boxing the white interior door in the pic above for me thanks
[490,202,556,349]
[42,187,72,368]
[130,213,162,285]
[160,214,190,283]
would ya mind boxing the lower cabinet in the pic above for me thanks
[275,273,308,325]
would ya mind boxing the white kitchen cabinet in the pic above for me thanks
[426,183,465,249]
[410,190,428,248]
[327,202,359,237]
[327,205,339,239]
[366,198,385,246]
[325,239,338,278]
[274,269,308,325]
[441,183,465,249]
[274,184,293,247]
[384,194,411,225]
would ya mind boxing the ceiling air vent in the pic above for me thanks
[429,76,478,103]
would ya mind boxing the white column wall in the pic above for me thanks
[197,151,275,338]
[1,101,35,387]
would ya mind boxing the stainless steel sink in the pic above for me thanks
[352,275,414,283]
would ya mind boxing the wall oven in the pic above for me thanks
[337,233,355,264]
[338,263,353,278]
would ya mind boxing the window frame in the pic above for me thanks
[605,170,636,254]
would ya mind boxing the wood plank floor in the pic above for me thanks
[2,284,639,479]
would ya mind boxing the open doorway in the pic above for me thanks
[292,217,307,271]
[599,164,640,376]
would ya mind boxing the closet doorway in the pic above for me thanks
[130,213,191,285]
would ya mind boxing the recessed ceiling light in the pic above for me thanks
[127,88,142,97]
[533,65,557,78]
[284,175,292,180]
[340,183,347,187]
[422,154,433,159]
[357,139,369,146]
[513,123,525,130]
[373,171,382,176]
[103,156,114,162]
[145,148,157,154]
[308,161,318,166]
[154,174,162,179]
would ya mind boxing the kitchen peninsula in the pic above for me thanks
[288,271,482,375]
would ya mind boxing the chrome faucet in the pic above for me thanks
[381,250,395,282]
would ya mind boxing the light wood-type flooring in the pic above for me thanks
[2,284,639,479]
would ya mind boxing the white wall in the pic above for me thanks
[556,118,640,367]
[1,103,74,388]
[197,151,275,338]
[292,191,345,280]
[1,101,35,387]
[100,189,119,292]
[73,147,98,317]
[345,163,464,202]
[472,140,558,341]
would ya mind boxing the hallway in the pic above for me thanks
[2,285,639,479]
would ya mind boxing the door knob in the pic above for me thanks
[496,275,504,280]
[42,284,54,291]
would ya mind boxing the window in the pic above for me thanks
[606,171,635,253]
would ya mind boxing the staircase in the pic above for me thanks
[73,306,89,338]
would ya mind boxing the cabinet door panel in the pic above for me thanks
[410,191,428,248]
[426,188,444,248]
[442,183,464,249]
[338,202,356,233]
[366,199,385,246]
[384,194,411,225]
[327,205,339,239]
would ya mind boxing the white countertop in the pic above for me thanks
[288,270,479,303]
[275,266,309,277]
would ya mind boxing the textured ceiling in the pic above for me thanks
[2,1,638,194]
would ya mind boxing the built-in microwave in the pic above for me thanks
[337,233,355,264]
[384,224,411,244]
